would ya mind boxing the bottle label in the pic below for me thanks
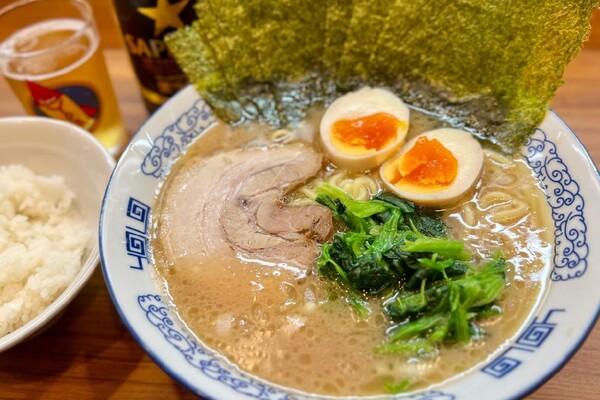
[113,0,195,110]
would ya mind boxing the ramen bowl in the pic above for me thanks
[100,85,600,399]
[0,116,115,352]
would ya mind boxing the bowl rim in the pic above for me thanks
[513,110,600,399]
[99,89,223,399]
[0,116,116,352]
[99,85,600,399]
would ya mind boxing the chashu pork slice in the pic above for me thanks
[157,143,332,271]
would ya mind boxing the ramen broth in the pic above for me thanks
[151,109,553,395]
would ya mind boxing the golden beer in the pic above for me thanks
[0,0,128,155]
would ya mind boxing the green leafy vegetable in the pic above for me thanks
[375,338,436,356]
[348,292,372,318]
[384,378,412,394]
[315,184,507,358]
[401,237,471,261]
[317,183,390,219]
[386,313,449,342]
[385,257,506,320]
[167,0,599,153]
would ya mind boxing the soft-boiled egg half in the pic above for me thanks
[380,128,484,207]
[320,87,409,170]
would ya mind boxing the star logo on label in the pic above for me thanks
[137,0,189,37]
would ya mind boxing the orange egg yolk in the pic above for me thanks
[331,112,403,155]
[388,137,458,187]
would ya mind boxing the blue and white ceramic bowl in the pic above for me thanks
[99,86,600,399]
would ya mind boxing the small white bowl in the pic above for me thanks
[0,116,116,352]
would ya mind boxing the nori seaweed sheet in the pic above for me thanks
[337,0,393,87]
[245,0,328,125]
[167,0,599,153]
[192,0,277,122]
[323,0,353,73]
[164,26,243,121]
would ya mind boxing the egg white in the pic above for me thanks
[320,87,410,170]
[379,128,484,207]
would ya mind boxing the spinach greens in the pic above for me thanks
[315,183,506,356]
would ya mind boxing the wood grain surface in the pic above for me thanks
[0,6,599,400]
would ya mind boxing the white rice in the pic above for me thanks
[0,165,92,337]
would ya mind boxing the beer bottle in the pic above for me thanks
[112,0,195,113]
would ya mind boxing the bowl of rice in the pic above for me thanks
[0,116,116,352]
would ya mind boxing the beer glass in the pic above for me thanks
[0,0,128,155]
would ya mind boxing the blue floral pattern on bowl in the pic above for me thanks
[522,128,588,281]
[141,99,215,178]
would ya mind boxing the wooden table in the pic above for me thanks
[1,44,599,400]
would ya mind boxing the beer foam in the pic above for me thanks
[0,18,98,80]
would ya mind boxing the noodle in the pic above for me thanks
[270,129,294,143]
[328,171,378,200]
[290,171,379,205]
[473,150,539,225]
[488,200,529,224]
[460,203,478,228]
